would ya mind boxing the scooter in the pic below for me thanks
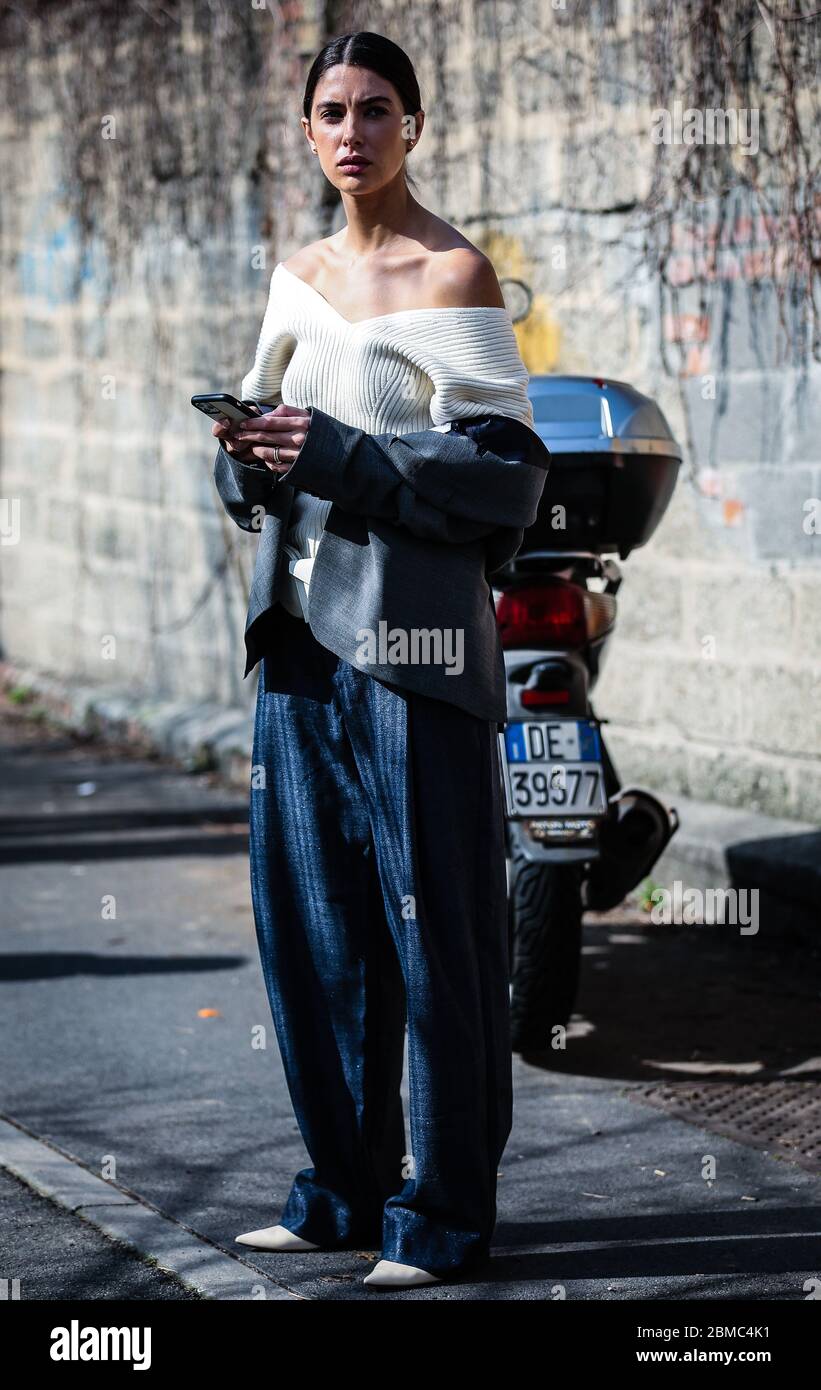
[490,376,682,1052]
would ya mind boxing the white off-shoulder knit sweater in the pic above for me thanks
[239,261,534,620]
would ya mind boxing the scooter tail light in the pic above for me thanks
[495,579,614,649]
[496,581,587,648]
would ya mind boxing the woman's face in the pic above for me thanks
[302,64,423,194]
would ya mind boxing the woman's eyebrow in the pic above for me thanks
[317,94,393,109]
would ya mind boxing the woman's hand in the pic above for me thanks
[211,403,311,474]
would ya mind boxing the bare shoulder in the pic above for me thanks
[423,246,507,310]
[282,236,506,309]
[280,240,332,279]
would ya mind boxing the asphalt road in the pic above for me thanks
[1,693,819,1302]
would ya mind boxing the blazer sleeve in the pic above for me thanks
[272,405,551,546]
[213,442,278,533]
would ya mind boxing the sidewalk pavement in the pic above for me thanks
[4,659,818,942]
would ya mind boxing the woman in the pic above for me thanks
[212,30,546,1290]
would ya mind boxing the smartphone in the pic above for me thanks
[191,393,262,424]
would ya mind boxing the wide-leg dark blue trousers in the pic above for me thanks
[248,610,513,1278]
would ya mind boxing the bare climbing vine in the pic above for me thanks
[0,0,283,285]
[0,0,297,671]
[1,0,817,359]
[642,0,820,372]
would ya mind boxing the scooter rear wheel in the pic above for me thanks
[509,852,583,1051]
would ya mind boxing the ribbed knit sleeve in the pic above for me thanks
[240,270,298,404]
[406,316,534,430]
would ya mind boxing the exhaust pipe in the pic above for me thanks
[582,787,679,912]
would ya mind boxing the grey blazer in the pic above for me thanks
[213,405,551,726]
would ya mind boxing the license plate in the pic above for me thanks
[497,719,608,818]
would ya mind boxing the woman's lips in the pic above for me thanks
[338,160,370,171]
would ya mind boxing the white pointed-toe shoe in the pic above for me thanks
[235,1223,320,1252]
[363,1259,441,1288]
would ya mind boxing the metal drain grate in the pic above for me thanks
[628,1082,821,1175]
